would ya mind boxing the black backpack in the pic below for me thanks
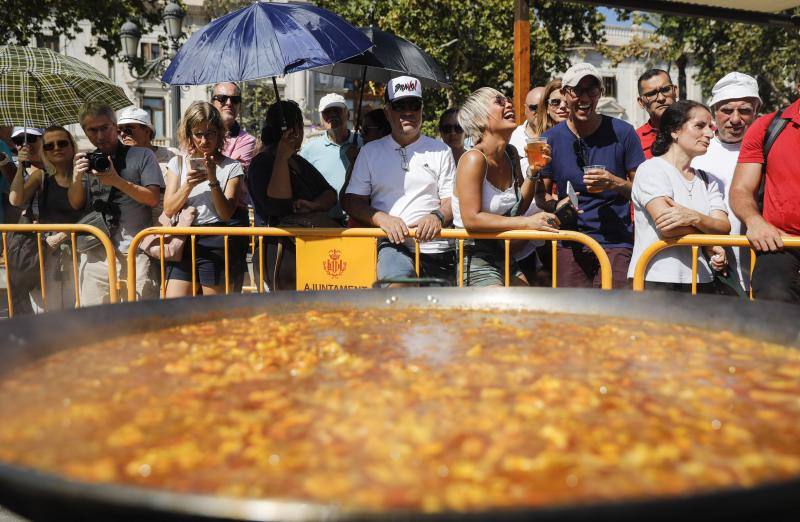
[758,106,791,212]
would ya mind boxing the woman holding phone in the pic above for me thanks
[453,87,562,287]
[162,101,245,298]
[247,100,337,290]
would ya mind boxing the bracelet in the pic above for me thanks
[431,209,445,225]
[208,181,221,189]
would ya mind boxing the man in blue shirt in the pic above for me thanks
[540,63,645,288]
[299,93,362,222]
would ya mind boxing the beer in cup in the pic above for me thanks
[582,164,606,193]
[525,137,548,168]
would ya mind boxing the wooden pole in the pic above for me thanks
[514,0,531,125]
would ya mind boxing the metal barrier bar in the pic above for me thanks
[504,240,511,287]
[258,236,265,293]
[70,233,80,308]
[126,227,614,301]
[36,232,46,312]
[414,241,420,277]
[224,235,230,295]
[458,239,464,287]
[0,224,118,316]
[631,234,800,295]
[2,232,12,317]
[551,240,557,288]
[159,236,166,299]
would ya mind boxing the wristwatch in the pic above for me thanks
[525,166,540,182]
[208,181,221,189]
[431,209,445,225]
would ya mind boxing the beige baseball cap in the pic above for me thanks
[562,62,603,88]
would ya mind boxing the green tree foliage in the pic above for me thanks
[1,0,165,61]
[610,10,800,111]
[202,0,605,135]
[315,0,605,135]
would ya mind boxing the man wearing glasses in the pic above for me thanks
[211,82,256,173]
[509,86,546,174]
[539,62,645,288]
[343,76,456,286]
[300,93,362,222]
[635,69,678,159]
[75,102,163,304]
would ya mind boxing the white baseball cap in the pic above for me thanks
[11,127,43,139]
[708,72,761,108]
[117,106,154,130]
[386,76,423,102]
[318,93,348,113]
[562,62,603,88]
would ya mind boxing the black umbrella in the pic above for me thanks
[314,26,451,139]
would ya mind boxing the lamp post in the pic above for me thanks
[119,1,186,147]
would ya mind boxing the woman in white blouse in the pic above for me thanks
[163,101,244,298]
[628,100,730,291]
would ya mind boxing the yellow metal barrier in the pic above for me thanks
[0,224,119,317]
[631,234,800,297]
[128,227,613,301]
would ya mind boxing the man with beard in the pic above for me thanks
[635,69,678,159]
[300,93,362,221]
[540,63,645,288]
[692,72,761,293]
[342,76,455,286]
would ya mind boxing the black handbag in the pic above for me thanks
[75,180,113,254]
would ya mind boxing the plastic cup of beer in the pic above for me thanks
[525,137,548,168]
[582,164,606,193]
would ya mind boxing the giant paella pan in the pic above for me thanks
[0,288,799,521]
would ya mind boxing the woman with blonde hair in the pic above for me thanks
[9,126,87,312]
[534,79,570,135]
[453,87,561,286]
[162,101,245,297]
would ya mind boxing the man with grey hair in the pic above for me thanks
[74,102,163,303]
[692,72,761,292]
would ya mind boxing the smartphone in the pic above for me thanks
[567,181,579,208]
[189,157,206,172]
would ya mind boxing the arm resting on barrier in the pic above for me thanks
[730,162,785,252]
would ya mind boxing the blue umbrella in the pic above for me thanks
[161,1,372,85]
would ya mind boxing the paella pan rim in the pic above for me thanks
[0,288,798,521]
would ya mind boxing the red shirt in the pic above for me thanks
[636,120,657,159]
[738,98,800,235]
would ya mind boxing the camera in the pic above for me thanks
[87,151,111,172]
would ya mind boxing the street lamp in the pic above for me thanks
[119,2,185,146]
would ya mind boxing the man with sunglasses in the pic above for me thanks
[509,86,545,174]
[636,69,678,159]
[212,82,256,173]
[540,62,645,288]
[75,102,163,304]
[300,93,362,222]
[343,75,456,286]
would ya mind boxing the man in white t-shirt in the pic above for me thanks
[509,86,545,175]
[692,72,761,291]
[342,75,456,286]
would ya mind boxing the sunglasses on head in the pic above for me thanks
[212,94,242,105]
[43,139,71,151]
[390,98,422,112]
[11,134,39,146]
[440,124,463,134]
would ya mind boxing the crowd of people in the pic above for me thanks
[1,62,798,314]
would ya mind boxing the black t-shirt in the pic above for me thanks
[39,175,86,224]
[247,146,335,226]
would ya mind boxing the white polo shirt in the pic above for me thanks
[346,133,455,254]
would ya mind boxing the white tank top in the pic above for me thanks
[452,148,518,228]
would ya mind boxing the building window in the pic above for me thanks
[37,35,60,52]
[603,77,617,99]
[140,42,162,62]
[143,97,166,139]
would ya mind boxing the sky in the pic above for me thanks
[599,6,633,26]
